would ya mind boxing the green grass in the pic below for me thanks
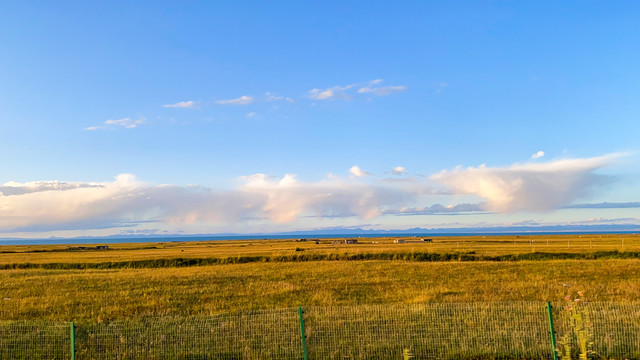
[2,250,640,270]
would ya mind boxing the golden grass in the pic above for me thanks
[2,258,640,321]
[4,235,640,359]
[1,233,638,264]
[1,234,639,322]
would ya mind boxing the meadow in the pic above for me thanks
[1,233,639,322]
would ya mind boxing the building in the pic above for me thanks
[332,239,359,245]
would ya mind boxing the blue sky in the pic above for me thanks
[1,1,639,238]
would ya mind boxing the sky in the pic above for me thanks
[1,1,639,238]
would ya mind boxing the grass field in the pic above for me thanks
[1,233,638,264]
[1,233,640,322]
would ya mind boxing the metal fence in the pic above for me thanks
[76,309,301,360]
[0,321,71,359]
[2,302,640,359]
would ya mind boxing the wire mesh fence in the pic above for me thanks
[305,302,551,359]
[553,301,640,360]
[0,320,71,359]
[2,302,640,359]
[588,302,640,358]
[77,309,302,360]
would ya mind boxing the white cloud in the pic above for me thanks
[0,173,426,232]
[392,166,407,175]
[308,85,354,100]
[4,154,627,233]
[163,101,197,109]
[0,180,103,196]
[266,92,295,103]
[245,112,256,118]
[349,166,371,177]
[266,93,283,102]
[565,201,640,209]
[358,85,407,96]
[531,150,545,159]
[237,173,409,222]
[84,117,146,131]
[215,95,254,105]
[431,153,624,213]
[382,203,486,215]
[105,118,145,128]
[358,79,407,96]
[0,174,145,231]
[308,79,407,100]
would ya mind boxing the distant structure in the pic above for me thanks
[332,239,359,245]
[69,245,110,251]
[398,238,433,244]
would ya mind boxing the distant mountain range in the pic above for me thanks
[269,224,640,236]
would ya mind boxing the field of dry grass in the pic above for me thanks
[1,233,638,264]
[1,234,640,322]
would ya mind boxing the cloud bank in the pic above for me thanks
[382,203,486,216]
[0,173,421,232]
[431,154,623,213]
[0,154,630,234]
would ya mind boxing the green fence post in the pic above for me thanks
[69,321,76,360]
[298,307,309,360]
[546,302,558,360]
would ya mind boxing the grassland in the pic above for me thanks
[2,233,638,264]
[1,233,640,322]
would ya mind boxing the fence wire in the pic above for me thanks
[0,320,70,360]
[554,301,640,360]
[305,302,550,359]
[78,308,301,360]
[2,302,640,359]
